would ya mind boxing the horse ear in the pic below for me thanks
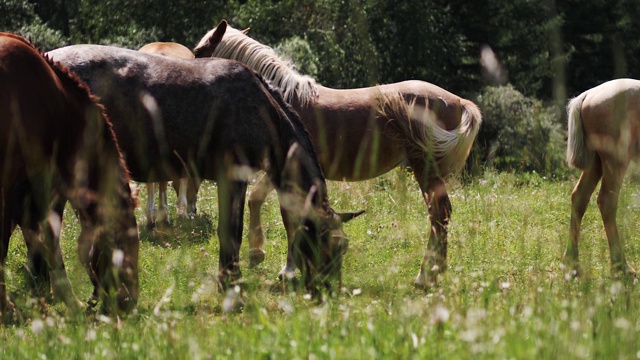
[337,210,365,223]
[211,19,228,43]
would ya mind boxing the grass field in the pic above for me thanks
[1,170,640,359]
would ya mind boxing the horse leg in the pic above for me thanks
[564,162,602,276]
[0,190,14,320]
[145,183,156,229]
[156,182,170,227]
[42,202,83,311]
[248,173,274,267]
[176,179,188,217]
[277,206,298,280]
[186,178,201,216]
[410,158,451,289]
[598,158,636,277]
[216,179,247,288]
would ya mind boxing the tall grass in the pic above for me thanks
[2,170,639,358]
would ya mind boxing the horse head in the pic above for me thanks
[282,144,364,294]
[194,19,230,58]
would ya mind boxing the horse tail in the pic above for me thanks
[566,91,593,169]
[376,91,482,177]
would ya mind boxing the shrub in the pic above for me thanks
[468,84,568,177]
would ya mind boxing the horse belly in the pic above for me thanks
[303,109,405,181]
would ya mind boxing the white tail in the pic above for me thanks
[566,92,593,169]
[376,91,482,177]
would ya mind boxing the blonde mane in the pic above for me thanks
[208,26,319,105]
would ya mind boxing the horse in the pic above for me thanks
[0,33,139,318]
[565,78,640,278]
[194,20,483,288]
[139,41,201,227]
[47,44,363,292]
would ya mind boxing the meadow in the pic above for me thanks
[1,169,640,359]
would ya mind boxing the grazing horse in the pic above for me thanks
[565,78,640,277]
[194,20,483,288]
[47,45,362,291]
[139,41,201,227]
[0,33,139,317]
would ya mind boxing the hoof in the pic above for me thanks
[414,273,437,291]
[277,268,297,282]
[612,263,637,279]
[561,262,582,280]
[248,249,266,268]
[146,221,155,230]
[222,288,245,313]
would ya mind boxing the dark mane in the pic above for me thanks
[254,74,325,181]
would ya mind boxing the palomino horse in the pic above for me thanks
[194,20,483,288]
[0,33,139,317]
[565,78,640,277]
[139,41,201,227]
[48,45,362,291]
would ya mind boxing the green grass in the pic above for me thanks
[2,170,640,359]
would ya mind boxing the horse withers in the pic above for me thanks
[0,33,139,318]
[194,20,482,288]
[47,44,362,293]
[565,78,640,278]
[139,41,201,227]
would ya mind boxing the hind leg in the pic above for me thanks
[156,182,170,226]
[597,157,635,277]
[564,161,602,276]
[410,158,451,289]
[248,173,274,267]
[145,183,156,228]
[0,190,15,320]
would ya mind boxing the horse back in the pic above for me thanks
[47,45,302,181]
[581,79,640,164]
[0,33,71,180]
[139,42,194,59]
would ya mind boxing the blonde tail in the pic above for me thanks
[566,92,592,169]
[376,91,482,177]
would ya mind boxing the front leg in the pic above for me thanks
[277,206,298,281]
[42,207,83,312]
[216,179,247,289]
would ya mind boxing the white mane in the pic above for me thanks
[209,26,319,105]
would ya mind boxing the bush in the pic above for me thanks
[468,84,568,177]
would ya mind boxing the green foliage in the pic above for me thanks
[275,36,319,79]
[469,85,567,177]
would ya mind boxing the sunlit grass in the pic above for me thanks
[2,170,640,358]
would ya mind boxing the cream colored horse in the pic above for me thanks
[195,20,483,288]
[565,78,640,278]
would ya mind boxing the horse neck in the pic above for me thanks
[260,77,329,212]
[213,30,319,105]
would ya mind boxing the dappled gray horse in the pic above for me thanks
[138,41,200,227]
[47,45,361,291]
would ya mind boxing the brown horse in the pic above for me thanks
[565,78,640,278]
[47,44,362,292]
[139,41,201,227]
[0,33,139,318]
[194,20,483,288]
